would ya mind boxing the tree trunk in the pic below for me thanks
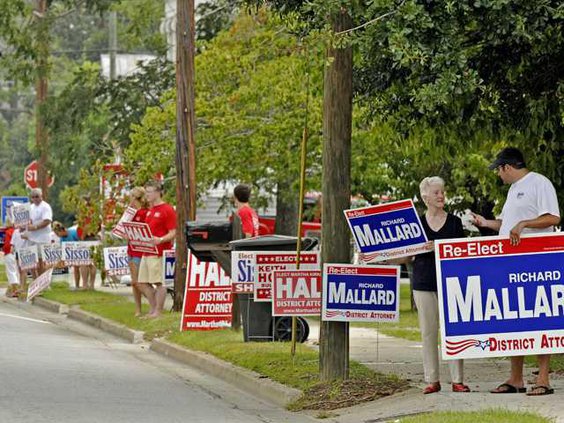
[35,0,49,199]
[174,0,197,312]
[274,179,298,236]
[319,9,353,381]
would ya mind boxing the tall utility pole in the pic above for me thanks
[35,0,49,198]
[174,0,197,311]
[319,8,353,381]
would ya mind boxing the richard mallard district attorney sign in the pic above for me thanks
[344,199,428,263]
[436,233,564,360]
[322,264,400,322]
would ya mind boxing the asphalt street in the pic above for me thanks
[0,300,315,423]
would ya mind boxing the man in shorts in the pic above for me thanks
[137,181,176,318]
[472,147,560,396]
[23,188,53,277]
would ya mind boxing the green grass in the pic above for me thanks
[353,284,421,341]
[0,263,9,287]
[524,354,564,373]
[42,282,180,339]
[400,409,553,423]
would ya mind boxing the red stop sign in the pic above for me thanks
[24,160,54,189]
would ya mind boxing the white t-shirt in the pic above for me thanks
[26,201,53,243]
[11,229,25,251]
[499,172,560,236]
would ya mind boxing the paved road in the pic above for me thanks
[0,300,315,423]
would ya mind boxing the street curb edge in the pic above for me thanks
[68,308,144,344]
[32,297,70,314]
[150,338,302,408]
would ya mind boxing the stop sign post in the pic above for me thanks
[24,160,54,190]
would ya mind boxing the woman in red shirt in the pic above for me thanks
[127,187,149,317]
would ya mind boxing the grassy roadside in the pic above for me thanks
[39,282,409,410]
[400,409,552,423]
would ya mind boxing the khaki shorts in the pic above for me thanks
[138,256,163,284]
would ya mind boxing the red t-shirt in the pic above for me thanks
[144,202,176,256]
[3,227,14,255]
[237,205,259,237]
[127,208,149,258]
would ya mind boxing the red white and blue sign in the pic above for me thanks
[344,200,428,263]
[436,233,564,360]
[321,264,400,322]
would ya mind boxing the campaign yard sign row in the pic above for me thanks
[436,233,564,360]
[344,199,428,263]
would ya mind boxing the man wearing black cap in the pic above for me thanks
[472,147,560,396]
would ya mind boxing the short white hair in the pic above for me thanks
[30,188,43,197]
[419,176,445,197]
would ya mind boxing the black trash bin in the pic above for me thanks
[230,235,318,343]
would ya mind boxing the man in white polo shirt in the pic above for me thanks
[22,188,53,276]
[471,147,560,396]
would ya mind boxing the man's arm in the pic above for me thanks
[470,212,502,232]
[510,213,560,245]
[28,219,51,231]
[156,229,176,244]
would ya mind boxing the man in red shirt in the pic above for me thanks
[234,184,259,238]
[137,181,176,318]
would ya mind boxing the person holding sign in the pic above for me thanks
[137,181,176,318]
[392,177,469,394]
[23,188,52,277]
[126,187,149,317]
[3,219,20,297]
[52,222,82,289]
[471,147,560,396]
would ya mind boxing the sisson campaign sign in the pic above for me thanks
[122,222,158,254]
[1,196,29,225]
[103,246,129,277]
[18,245,39,271]
[62,241,99,266]
[11,202,31,229]
[27,268,54,302]
[344,200,429,263]
[322,263,400,322]
[254,252,320,302]
[231,251,256,294]
[436,233,564,360]
[272,270,321,316]
[181,251,232,331]
[40,244,63,268]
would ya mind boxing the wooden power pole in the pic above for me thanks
[174,0,197,311]
[35,0,49,198]
[319,8,353,381]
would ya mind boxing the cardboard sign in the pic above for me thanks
[180,251,232,331]
[103,246,130,276]
[163,249,175,285]
[436,233,564,360]
[122,222,157,254]
[40,243,63,268]
[1,196,29,225]
[17,244,39,271]
[272,270,322,316]
[230,251,256,294]
[322,263,400,322]
[62,241,99,266]
[344,199,429,263]
[254,252,320,302]
[111,206,137,239]
[11,202,31,229]
[27,268,54,302]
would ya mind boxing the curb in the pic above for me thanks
[32,297,70,314]
[67,308,144,344]
[151,338,302,408]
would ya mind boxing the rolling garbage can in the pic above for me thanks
[230,235,318,343]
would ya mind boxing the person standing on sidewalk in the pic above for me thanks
[471,147,560,396]
[126,187,149,317]
[233,184,259,238]
[137,181,176,318]
[23,188,53,277]
[411,176,470,394]
[4,219,20,297]
[52,222,82,289]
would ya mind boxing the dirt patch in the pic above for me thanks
[288,374,409,411]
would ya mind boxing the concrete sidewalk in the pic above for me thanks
[306,321,564,422]
[56,274,564,421]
